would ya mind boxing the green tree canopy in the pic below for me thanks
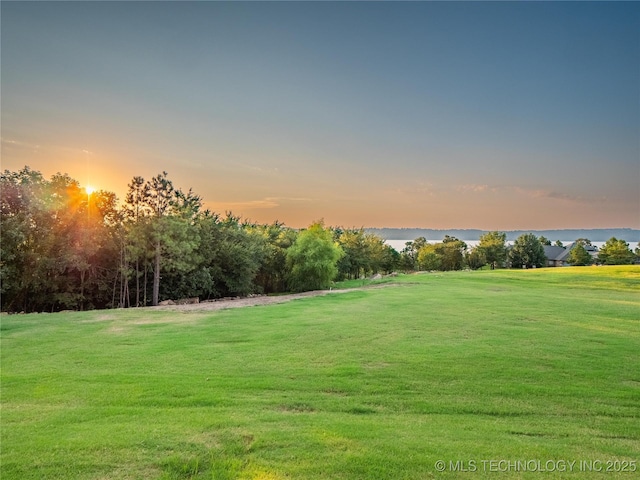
[417,244,441,271]
[477,231,507,269]
[286,221,344,292]
[597,237,635,265]
[335,228,397,280]
[251,221,298,294]
[509,233,546,269]
[400,237,427,271]
[567,243,593,266]
[436,236,467,271]
[539,236,552,246]
[0,167,119,312]
[142,172,203,305]
[465,248,486,270]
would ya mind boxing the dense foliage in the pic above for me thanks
[597,237,637,265]
[2,167,637,312]
[477,231,508,269]
[1,168,120,312]
[334,227,399,280]
[398,231,637,273]
[508,233,547,269]
[0,168,397,312]
[286,221,344,292]
[567,243,593,266]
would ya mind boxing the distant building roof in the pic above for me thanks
[543,245,567,261]
[543,242,599,264]
[565,242,598,253]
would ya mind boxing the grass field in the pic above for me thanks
[1,266,639,479]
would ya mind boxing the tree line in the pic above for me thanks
[400,231,637,271]
[0,168,397,312]
[1,167,637,313]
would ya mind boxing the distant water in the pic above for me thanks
[383,239,629,252]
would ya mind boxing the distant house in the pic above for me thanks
[543,242,599,267]
[543,245,569,267]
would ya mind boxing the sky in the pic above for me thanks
[2,1,639,230]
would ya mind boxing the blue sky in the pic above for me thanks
[2,1,638,229]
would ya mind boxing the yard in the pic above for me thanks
[1,266,639,479]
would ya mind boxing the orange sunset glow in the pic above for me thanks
[2,1,638,230]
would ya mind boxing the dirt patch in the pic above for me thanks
[152,284,396,313]
[100,284,398,334]
[81,313,117,323]
[128,315,203,325]
[106,325,126,334]
[277,403,316,413]
[104,312,205,334]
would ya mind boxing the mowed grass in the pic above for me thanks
[1,266,639,479]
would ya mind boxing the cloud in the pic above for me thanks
[456,184,495,193]
[235,163,282,177]
[455,183,597,205]
[386,181,436,197]
[2,138,97,157]
[228,198,280,210]
[507,186,602,205]
[208,196,313,211]
[1,137,41,151]
[543,190,585,202]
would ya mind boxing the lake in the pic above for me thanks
[383,239,627,252]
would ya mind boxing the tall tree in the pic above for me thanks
[335,228,392,279]
[597,237,635,265]
[252,221,297,293]
[400,237,427,271]
[336,228,369,280]
[1,167,49,311]
[143,172,202,306]
[575,238,593,246]
[1,167,119,312]
[286,220,344,292]
[122,176,152,307]
[539,236,552,246]
[567,243,593,266]
[379,244,401,274]
[417,244,441,271]
[436,236,467,271]
[465,248,487,270]
[477,231,507,269]
[365,233,398,275]
[207,213,263,297]
[147,172,175,306]
[509,233,546,269]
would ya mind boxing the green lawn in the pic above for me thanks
[2,266,639,479]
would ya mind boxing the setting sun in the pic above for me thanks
[2,1,638,231]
